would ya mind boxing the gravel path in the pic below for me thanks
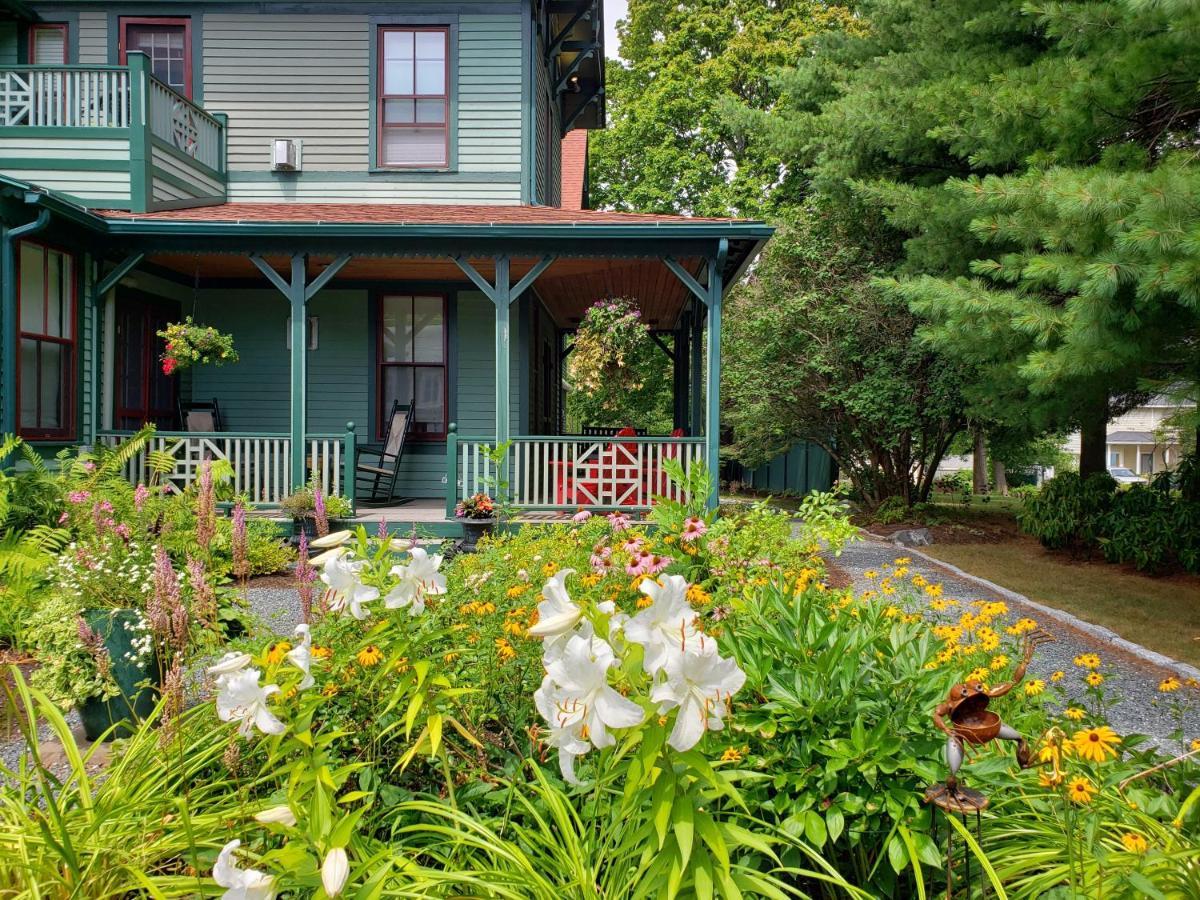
[826,536,1200,749]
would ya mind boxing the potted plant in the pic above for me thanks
[280,484,353,543]
[455,492,496,551]
[158,317,239,375]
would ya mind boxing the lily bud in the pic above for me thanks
[321,847,349,896]
[252,805,296,827]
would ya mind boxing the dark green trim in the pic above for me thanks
[0,206,50,434]
[0,125,129,138]
[227,170,519,184]
[0,157,127,171]
[149,134,225,182]
[446,289,458,434]
[126,51,149,212]
[367,14,459,174]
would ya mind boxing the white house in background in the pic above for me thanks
[1062,395,1194,476]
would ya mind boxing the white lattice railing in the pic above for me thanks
[147,76,223,170]
[449,433,706,512]
[0,66,131,128]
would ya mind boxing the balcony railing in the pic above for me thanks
[0,54,226,210]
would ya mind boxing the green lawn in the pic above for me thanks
[923,539,1200,667]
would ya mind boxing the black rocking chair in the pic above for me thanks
[179,398,224,432]
[356,401,412,505]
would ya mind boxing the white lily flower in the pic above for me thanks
[536,630,644,781]
[322,554,379,620]
[385,547,446,615]
[650,642,746,752]
[213,839,276,899]
[527,569,582,639]
[389,538,413,552]
[286,624,314,690]
[216,668,286,738]
[310,529,352,549]
[321,847,349,896]
[253,805,297,827]
[624,575,699,675]
[207,651,252,679]
[533,677,592,784]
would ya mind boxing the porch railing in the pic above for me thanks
[0,65,132,128]
[96,427,356,507]
[446,427,706,514]
[146,74,223,171]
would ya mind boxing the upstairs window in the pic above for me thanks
[378,27,449,168]
[120,17,191,97]
[29,24,68,64]
[17,241,76,440]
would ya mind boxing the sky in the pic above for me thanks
[605,0,628,58]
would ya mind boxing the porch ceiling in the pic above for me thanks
[143,252,707,328]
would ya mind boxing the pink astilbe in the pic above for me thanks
[134,482,150,513]
[195,460,216,552]
[313,487,329,537]
[377,518,389,539]
[231,500,249,582]
[296,530,317,624]
[187,556,217,628]
[149,545,180,641]
[76,616,112,681]
[159,659,185,748]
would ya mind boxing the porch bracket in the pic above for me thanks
[546,0,595,61]
[95,252,144,299]
[304,253,352,301]
[510,254,556,300]
[249,254,293,297]
[663,256,708,306]
[650,332,676,363]
[562,86,604,134]
[452,255,500,302]
[555,40,599,94]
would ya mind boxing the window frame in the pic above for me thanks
[28,23,69,64]
[376,25,451,170]
[375,293,449,441]
[15,239,77,442]
[118,16,193,98]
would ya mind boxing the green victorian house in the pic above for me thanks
[0,0,777,532]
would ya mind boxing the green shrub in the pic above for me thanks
[872,495,911,524]
[1017,471,1117,556]
[1010,483,1040,502]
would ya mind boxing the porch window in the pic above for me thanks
[17,241,75,440]
[29,24,68,64]
[120,17,191,97]
[378,27,449,168]
[379,295,446,439]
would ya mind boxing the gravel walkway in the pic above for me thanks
[826,535,1200,749]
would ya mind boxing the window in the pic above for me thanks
[378,27,449,168]
[29,24,68,64]
[17,241,75,440]
[120,17,191,97]
[1108,450,1121,467]
[378,295,446,438]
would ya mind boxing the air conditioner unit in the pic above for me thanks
[272,139,299,171]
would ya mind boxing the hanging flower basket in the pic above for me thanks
[158,317,239,375]
[566,298,651,410]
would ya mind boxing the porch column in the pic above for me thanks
[288,255,307,490]
[705,242,727,510]
[690,297,704,435]
[672,316,689,432]
[494,256,512,447]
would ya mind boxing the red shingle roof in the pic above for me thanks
[94,202,746,225]
[561,130,589,211]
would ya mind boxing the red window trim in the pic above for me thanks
[118,16,193,98]
[377,26,450,169]
[15,239,77,442]
[28,23,68,64]
[376,293,449,441]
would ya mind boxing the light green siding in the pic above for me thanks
[0,134,131,204]
[77,10,107,64]
[454,290,521,436]
[149,142,225,206]
[458,14,522,173]
[0,22,17,65]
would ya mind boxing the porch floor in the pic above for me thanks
[275,498,605,538]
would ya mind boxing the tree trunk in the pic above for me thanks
[972,426,988,495]
[993,459,1009,496]
[1078,392,1109,479]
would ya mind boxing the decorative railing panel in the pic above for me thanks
[0,66,130,128]
[147,76,223,171]
[449,433,706,512]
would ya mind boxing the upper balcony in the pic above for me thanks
[0,51,225,212]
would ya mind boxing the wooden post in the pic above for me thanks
[445,422,459,518]
[493,256,512,450]
[690,297,704,436]
[288,254,307,491]
[127,52,150,214]
[342,421,356,512]
[705,242,727,510]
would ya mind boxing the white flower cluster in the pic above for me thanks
[52,539,155,604]
[529,571,746,784]
[119,612,154,664]
[314,535,446,620]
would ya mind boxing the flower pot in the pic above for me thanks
[291,516,317,545]
[77,609,159,742]
[459,517,496,552]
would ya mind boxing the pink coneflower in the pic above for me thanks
[607,512,631,532]
[313,487,329,537]
[231,500,249,581]
[590,545,614,573]
[626,550,671,577]
[134,483,150,512]
[572,509,592,522]
[621,536,644,554]
[681,517,708,542]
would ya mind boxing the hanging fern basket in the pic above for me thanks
[158,317,239,375]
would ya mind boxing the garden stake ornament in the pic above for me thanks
[925,629,1056,813]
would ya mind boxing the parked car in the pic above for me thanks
[1108,467,1147,485]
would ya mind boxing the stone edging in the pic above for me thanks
[870,535,1200,682]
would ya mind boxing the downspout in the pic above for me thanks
[1,201,50,435]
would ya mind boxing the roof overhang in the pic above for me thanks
[547,0,605,132]
[0,0,39,22]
